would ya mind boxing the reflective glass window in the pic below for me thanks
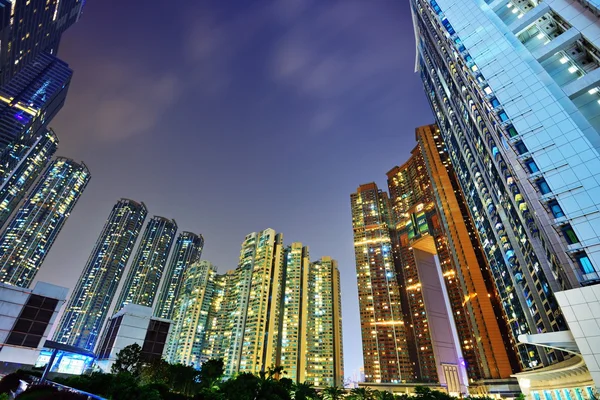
[526,159,539,173]
[537,179,551,194]
[562,225,579,245]
[515,141,528,154]
[548,200,564,218]
[576,253,595,274]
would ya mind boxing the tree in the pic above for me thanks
[111,343,143,377]
[294,382,320,400]
[199,359,225,390]
[349,387,375,400]
[323,386,345,400]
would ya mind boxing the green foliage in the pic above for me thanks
[0,393,8,400]
[349,387,375,400]
[323,386,345,400]
[111,343,143,377]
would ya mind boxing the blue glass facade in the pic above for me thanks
[0,51,72,152]
[53,199,147,352]
[411,0,600,375]
[154,231,204,320]
[0,156,89,288]
[0,0,83,86]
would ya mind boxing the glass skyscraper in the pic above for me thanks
[411,0,600,370]
[0,52,72,151]
[0,156,90,287]
[0,129,58,228]
[53,199,147,352]
[154,231,204,320]
[114,216,177,312]
[0,0,84,87]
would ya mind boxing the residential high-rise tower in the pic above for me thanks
[305,256,344,388]
[350,183,413,383]
[53,199,147,351]
[165,260,216,368]
[114,216,177,312]
[0,130,58,228]
[0,157,90,287]
[154,231,204,320]
[415,124,518,379]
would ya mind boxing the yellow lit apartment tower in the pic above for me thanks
[239,229,284,374]
[350,184,413,383]
[305,256,344,388]
[415,124,518,379]
[196,231,344,386]
[164,260,216,368]
[273,242,309,381]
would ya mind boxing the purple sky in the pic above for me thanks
[34,0,433,379]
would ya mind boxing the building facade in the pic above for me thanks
[0,0,83,87]
[0,281,68,369]
[114,216,177,312]
[164,260,216,368]
[165,229,344,386]
[0,157,89,288]
[239,229,284,374]
[96,304,171,373]
[305,256,344,388]
[0,129,58,229]
[416,124,518,380]
[275,243,309,382]
[53,199,147,352]
[350,184,414,383]
[410,0,600,371]
[154,231,204,320]
[0,52,72,152]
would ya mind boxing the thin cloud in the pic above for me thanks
[268,0,409,133]
[57,60,181,142]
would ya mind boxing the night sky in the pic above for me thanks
[34,0,433,379]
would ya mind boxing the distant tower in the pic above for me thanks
[238,228,284,374]
[154,231,204,319]
[114,216,177,311]
[165,260,216,368]
[275,242,310,382]
[0,157,90,287]
[53,199,147,351]
[0,130,58,228]
[305,256,344,388]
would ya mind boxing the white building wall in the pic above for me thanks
[554,287,600,389]
[0,282,68,366]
